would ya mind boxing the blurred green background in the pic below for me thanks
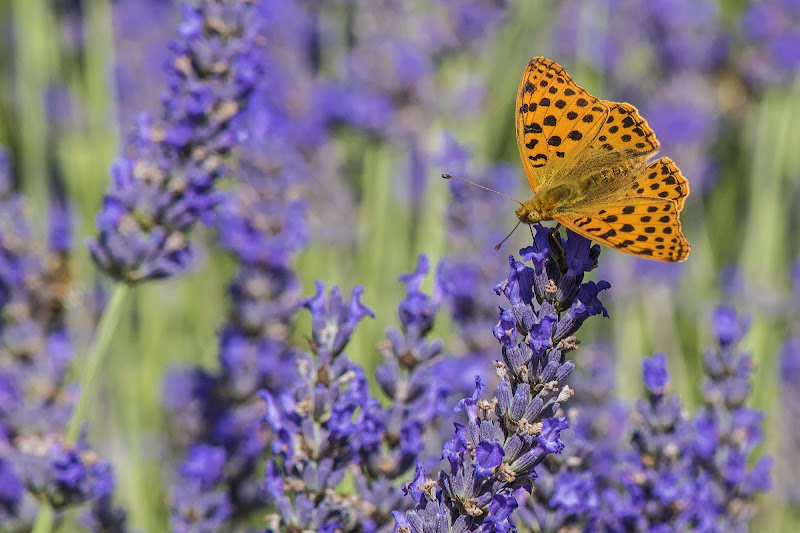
[1,0,799,531]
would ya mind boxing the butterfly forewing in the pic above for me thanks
[516,57,609,194]
[632,157,689,211]
[589,102,660,159]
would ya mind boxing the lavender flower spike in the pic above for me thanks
[596,312,772,532]
[0,149,126,530]
[261,283,374,532]
[394,228,608,531]
[88,0,263,282]
[687,307,772,531]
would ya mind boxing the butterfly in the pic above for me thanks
[514,57,690,262]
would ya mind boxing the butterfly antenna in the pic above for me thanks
[441,174,523,206]
[494,219,523,251]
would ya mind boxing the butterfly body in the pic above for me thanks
[516,183,578,224]
[514,57,691,262]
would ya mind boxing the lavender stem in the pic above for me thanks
[66,284,130,442]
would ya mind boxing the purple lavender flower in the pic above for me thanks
[0,458,24,525]
[14,440,115,508]
[164,183,307,525]
[779,335,800,503]
[0,148,126,528]
[170,445,232,532]
[595,353,696,531]
[352,256,453,529]
[589,309,771,532]
[686,307,772,530]
[514,348,627,532]
[393,229,607,531]
[89,0,264,283]
[261,256,457,533]
[740,0,800,86]
[513,305,771,532]
[260,283,376,531]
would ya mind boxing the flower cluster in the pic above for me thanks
[514,348,626,531]
[262,255,453,532]
[780,334,800,503]
[88,0,264,282]
[161,2,318,528]
[740,0,800,87]
[260,282,375,532]
[602,308,771,532]
[689,308,772,529]
[0,150,125,529]
[165,100,309,532]
[353,256,453,529]
[599,352,698,530]
[393,227,609,531]
[512,307,771,532]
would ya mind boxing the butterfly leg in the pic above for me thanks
[548,223,568,274]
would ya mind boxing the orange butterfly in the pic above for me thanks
[513,57,690,262]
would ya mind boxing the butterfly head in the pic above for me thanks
[515,200,543,225]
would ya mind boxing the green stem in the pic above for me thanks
[31,284,129,532]
[11,0,51,207]
[66,283,130,441]
[31,503,54,533]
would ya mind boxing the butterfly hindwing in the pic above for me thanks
[553,199,690,262]
[516,57,609,193]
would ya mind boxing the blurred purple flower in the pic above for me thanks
[711,306,751,347]
[0,148,126,528]
[740,0,800,86]
[0,458,23,523]
[599,356,695,531]
[113,0,178,127]
[642,353,670,394]
[588,309,771,531]
[515,348,625,531]
[165,177,306,526]
[779,336,800,503]
[89,0,264,282]
[689,308,772,529]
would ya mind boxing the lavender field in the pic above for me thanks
[0,1,798,532]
